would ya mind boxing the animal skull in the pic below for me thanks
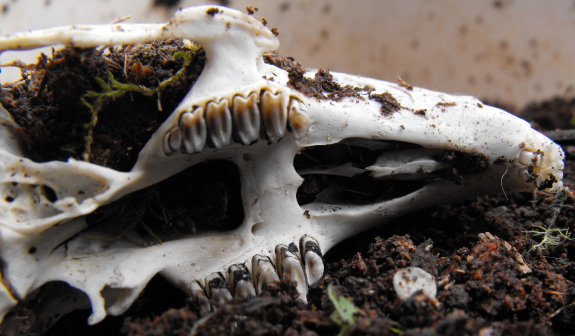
[0,5,564,329]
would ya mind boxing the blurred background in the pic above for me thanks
[1,0,574,110]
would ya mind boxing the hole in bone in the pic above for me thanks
[294,139,426,206]
[3,275,188,335]
[4,196,14,203]
[40,185,58,203]
[294,138,491,206]
[85,160,243,244]
[0,281,91,335]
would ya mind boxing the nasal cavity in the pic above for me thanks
[294,138,426,206]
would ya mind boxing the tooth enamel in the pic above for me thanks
[163,130,175,155]
[288,98,309,140]
[204,272,233,305]
[275,244,308,302]
[299,236,324,286]
[519,149,543,167]
[205,99,232,148]
[180,108,206,154]
[227,263,256,299]
[259,90,286,141]
[232,93,260,145]
[251,255,280,295]
[189,280,212,313]
[168,128,182,152]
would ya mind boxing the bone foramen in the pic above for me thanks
[0,5,564,330]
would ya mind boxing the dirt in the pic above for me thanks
[0,39,206,172]
[1,37,574,336]
[264,52,365,102]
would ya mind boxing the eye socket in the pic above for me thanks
[85,159,244,245]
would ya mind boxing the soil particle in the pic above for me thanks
[443,150,490,184]
[518,97,575,131]
[263,52,364,101]
[368,92,402,116]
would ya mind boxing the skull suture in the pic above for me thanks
[0,5,564,330]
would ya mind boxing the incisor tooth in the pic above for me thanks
[205,99,232,148]
[232,93,260,145]
[519,149,543,167]
[260,90,286,142]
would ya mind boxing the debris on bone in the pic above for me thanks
[368,92,402,116]
[263,52,364,101]
[396,76,413,90]
[393,267,437,300]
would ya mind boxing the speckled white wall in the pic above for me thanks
[1,0,574,109]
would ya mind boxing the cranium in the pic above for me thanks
[0,5,564,330]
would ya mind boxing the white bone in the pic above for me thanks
[0,5,564,328]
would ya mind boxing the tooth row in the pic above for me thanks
[517,148,563,190]
[188,236,323,312]
[163,90,309,155]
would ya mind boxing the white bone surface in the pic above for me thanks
[0,5,565,326]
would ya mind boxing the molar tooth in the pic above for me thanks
[180,107,206,153]
[168,128,182,152]
[189,280,212,313]
[204,272,233,305]
[251,254,280,295]
[227,263,256,299]
[288,98,309,140]
[232,92,260,145]
[299,236,324,287]
[519,149,544,167]
[162,130,175,155]
[205,99,232,148]
[259,90,287,142]
[275,244,308,301]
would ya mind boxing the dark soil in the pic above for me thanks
[0,39,206,172]
[1,39,574,336]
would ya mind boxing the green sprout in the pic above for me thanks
[328,284,359,336]
[81,43,201,161]
[524,187,573,251]
[327,284,402,335]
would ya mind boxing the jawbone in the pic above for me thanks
[0,5,564,328]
